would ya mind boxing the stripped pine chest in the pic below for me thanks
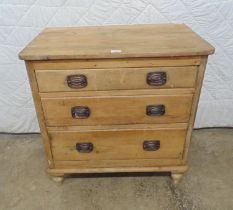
[19,24,214,183]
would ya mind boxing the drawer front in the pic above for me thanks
[50,128,186,161]
[42,94,193,126]
[36,67,197,92]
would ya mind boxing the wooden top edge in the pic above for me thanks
[19,51,214,61]
[42,23,185,31]
[41,23,186,32]
[19,24,215,61]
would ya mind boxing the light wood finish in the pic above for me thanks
[36,66,197,92]
[41,94,193,126]
[19,24,214,60]
[54,159,185,169]
[33,57,201,70]
[47,123,188,132]
[50,127,186,161]
[40,88,195,98]
[171,172,184,185]
[48,165,188,175]
[183,57,208,160]
[19,24,214,183]
[25,61,54,168]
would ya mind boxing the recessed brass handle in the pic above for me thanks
[67,74,87,89]
[147,72,166,86]
[71,106,90,119]
[146,105,165,116]
[143,140,160,151]
[76,142,93,153]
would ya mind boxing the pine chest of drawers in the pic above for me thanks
[19,24,214,183]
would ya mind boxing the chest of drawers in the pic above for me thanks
[19,24,214,184]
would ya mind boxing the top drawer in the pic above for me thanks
[35,67,197,92]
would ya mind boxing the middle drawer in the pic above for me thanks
[41,94,193,126]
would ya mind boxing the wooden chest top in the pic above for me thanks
[19,24,214,61]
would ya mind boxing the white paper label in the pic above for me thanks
[111,49,122,53]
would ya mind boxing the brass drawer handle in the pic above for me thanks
[146,104,165,116]
[143,140,160,151]
[147,72,166,86]
[76,142,93,153]
[67,74,87,89]
[71,106,90,119]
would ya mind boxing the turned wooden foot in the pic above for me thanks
[171,172,184,185]
[52,176,65,183]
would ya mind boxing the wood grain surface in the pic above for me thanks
[36,66,197,92]
[19,24,214,179]
[41,94,193,126]
[19,24,214,60]
[50,127,186,161]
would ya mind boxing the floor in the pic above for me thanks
[0,128,232,210]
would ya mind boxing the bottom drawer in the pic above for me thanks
[50,127,186,161]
